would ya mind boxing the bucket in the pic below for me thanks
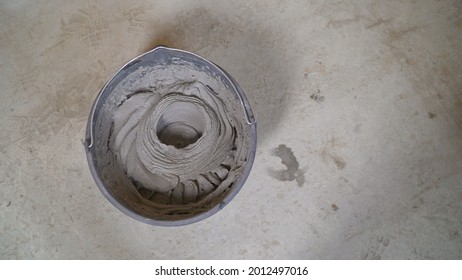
[85,46,256,226]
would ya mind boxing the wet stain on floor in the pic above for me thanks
[268,144,305,186]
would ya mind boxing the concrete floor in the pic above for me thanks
[1,0,461,259]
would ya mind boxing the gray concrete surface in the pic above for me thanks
[1,0,461,259]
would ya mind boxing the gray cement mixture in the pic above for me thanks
[94,64,250,219]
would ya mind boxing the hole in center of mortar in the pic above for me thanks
[156,101,205,149]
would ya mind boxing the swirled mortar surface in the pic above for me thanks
[94,63,250,220]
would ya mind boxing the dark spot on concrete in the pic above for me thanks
[268,144,306,186]
[332,204,338,211]
[271,240,281,246]
[310,89,325,103]
[333,156,346,170]
[6,201,11,207]
[428,112,436,119]
[365,17,391,29]
[326,15,362,29]
[413,205,418,209]
[449,230,459,240]
[388,26,419,42]
[340,177,349,183]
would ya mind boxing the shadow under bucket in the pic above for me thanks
[85,46,256,226]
